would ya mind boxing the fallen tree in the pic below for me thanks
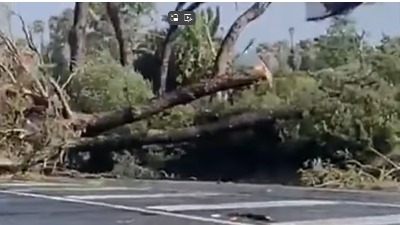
[80,72,267,137]
[0,2,274,175]
[80,2,272,137]
[70,108,303,153]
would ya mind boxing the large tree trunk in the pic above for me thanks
[106,2,130,67]
[81,72,265,137]
[68,2,89,72]
[70,108,303,153]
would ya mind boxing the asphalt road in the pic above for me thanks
[2,179,400,225]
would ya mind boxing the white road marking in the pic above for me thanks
[343,201,400,209]
[66,192,225,200]
[0,182,81,187]
[11,186,151,192]
[146,200,340,212]
[0,190,252,225]
[272,214,400,225]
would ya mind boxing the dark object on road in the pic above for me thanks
[305,3,364,21]
[228,212,274,222]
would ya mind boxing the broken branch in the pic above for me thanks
[81,72,263,137]
[71,108,303,153]
[213,3,271,77]
[12,11,39,55]
[48,77,74,120]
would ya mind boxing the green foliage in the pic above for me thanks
[160,14,400,177]
[86,2,156,57]
[175,6,221,84]
[149,105,196,130]
[68,52,153,113]
[313,17,362,69]
[15,5,400,183]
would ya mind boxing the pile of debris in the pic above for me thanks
[0,31,79,175]
[0,29,277,177]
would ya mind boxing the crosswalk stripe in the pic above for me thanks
[146,200,339,212]
[65,192,225,200]
[272,214,400,225]
[10,186,151,192]
[0,189,251,225]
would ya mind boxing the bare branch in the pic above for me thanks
[0,63,17,84]
[48,77,74,120]
[61,71,77,90]
[12,11,40,55]
[0,26,47,98]
[213,3,271,77]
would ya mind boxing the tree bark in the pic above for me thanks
[106,2,129,67]
[81,73,263,137]
[209,3,271,103]
[71,108,303,153]
[68,2,89,72]
[213,3,271,77]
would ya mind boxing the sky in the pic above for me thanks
[4,2,400,51]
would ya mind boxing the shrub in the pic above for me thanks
[68,52,154,113]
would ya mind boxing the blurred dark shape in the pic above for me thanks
[306,3,364,21]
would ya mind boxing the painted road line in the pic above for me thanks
[0,182,81,187]
[11,186,151,192]
[146,200,340,212]
[273,214,400,225]
[65,192,225,200]
[0,190,252,225]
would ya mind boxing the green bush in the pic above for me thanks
[68,52,154,113]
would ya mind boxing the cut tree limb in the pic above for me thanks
[68,2,89,72]
[81,73,264,137]
[71,108,303,153]
[48,77,74,120]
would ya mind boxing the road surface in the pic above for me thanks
[2,179,400,225]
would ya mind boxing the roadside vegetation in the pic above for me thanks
[0,3,400,190]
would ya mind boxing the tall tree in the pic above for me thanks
[68,2,89,72]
